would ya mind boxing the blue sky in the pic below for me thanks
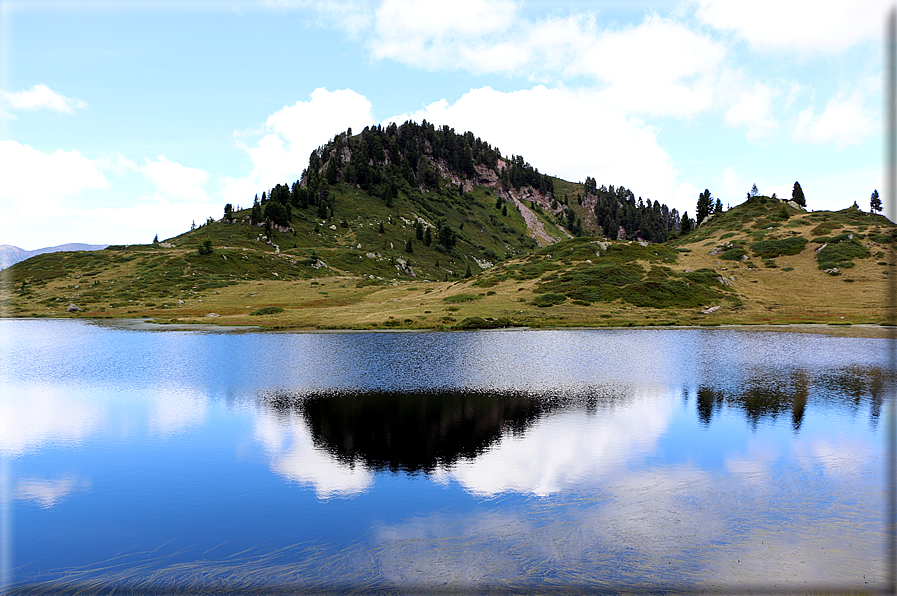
[0,0,888,249]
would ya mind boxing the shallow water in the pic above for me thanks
[0,319,890,593]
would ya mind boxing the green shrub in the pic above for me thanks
[453,316,515,329]
[816,238,872,270]
[443,293,483,303]
[720,247,748,260]
[531,293,567,307]
[750,237,808,258]
[249,306,284,316]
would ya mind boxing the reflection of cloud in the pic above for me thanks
[14,475,90,508]
[369,459,884,590]
[149,388,208,436]
[793,434,879,479]
[0,384,103,457]
[254,409,372,499]
[435,388,673,496]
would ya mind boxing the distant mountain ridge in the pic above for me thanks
[0,243,108,270]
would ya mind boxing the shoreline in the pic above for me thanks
[3,316,894,338]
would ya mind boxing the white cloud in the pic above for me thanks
[585,13,727,119]
[792,90,877,148]
[695,0,889,56]
[142,155,211,203]
[0,83,87,114]
[222,87,374,204]
[0,140,108,203]
[386,85,680,205]
[724,82,780,140]
[262,0,374,36]
[371,0,518,70]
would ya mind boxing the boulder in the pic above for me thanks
[66,303,82,312]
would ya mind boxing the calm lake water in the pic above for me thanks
[0,319,891,594]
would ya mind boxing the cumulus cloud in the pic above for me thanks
[792,90,876,148]
[0,84,87,115]
[262,0,374,36]
[222,87,374,204]
[386,85,680,205]
[0,140,108,203]
[371,0,517,71]
[695,0,888,55]
[724,82,780,140]
[142,155,211,202]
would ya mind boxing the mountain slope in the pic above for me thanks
[0,123,892,329]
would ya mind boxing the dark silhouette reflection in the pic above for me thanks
[261,390,559,474]
[696,367,890,432]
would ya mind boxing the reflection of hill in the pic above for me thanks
[697,366,890,431]
[261,391,556,474]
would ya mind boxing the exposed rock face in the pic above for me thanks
[66,303,82,312]
[395,257,416,277]
[702,305,720,314]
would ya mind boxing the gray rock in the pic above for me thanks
[66,303,82,312]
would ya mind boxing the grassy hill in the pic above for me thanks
[0,121,893,330]
[1,194,892,330]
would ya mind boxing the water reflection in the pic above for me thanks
[257,384,681,497]
[262,390,557,474]
[696,366,890,431]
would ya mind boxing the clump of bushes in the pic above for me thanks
[249,306,284,316]
[531,293,567,307]
[816,238,871,270]
[443,293,483,303]
[750,236,808,258]
[453,317,515,329]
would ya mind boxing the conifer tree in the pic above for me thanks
[792,182,806,207]
[696,189,712,225]
[870,189,882,213]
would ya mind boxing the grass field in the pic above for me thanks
[1,195,894,332]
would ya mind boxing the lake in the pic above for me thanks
[0,319,891,594]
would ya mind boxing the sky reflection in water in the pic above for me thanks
[0,319,889,593]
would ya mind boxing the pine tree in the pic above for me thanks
[405,238,413,253]
[680,212,693,234]
[713,198,723,214]
[424,227,432,247]
[792,182,806,207]
[696,189,712,225]
[750,183,759,197]
[153,234,159,243]
[870,189,882,213]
